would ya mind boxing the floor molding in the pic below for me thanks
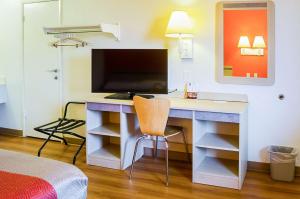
[0,128,23,137]
[144,148,300,176]
[248,161,300,177]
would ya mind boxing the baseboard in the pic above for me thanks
[248,161,300,177]
[247,161,270,173]
[144,148,300,176]
[0,128,23,136]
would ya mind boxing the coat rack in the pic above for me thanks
[50,34,88,48]
[44,23,121,48]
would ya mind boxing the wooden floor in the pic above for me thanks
[0,134,300,199]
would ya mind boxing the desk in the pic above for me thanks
[85,93,248,189]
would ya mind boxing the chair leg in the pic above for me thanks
[37,131,55,157]
[164,138,169,186]
[182,130,191,163]
[152,136,155,158]
[129,136,144,180]
[72,138,86,165]
[155,136,159,158]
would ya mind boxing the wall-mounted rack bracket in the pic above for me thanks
[43,23,121,41]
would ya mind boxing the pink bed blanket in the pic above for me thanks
[0,170,57,199]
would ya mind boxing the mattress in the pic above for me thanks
[0,149,88,199]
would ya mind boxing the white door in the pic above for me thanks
[23,1,61,138]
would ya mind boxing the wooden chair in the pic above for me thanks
[129,96,190,186]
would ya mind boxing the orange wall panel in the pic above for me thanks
[224,10,268,78]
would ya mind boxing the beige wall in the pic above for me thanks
[62,0,300,165]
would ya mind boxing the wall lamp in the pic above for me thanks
[238,36,266,56]
[165,11,194,59]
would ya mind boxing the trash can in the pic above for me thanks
[268,146,298,182]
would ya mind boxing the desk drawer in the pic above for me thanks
[122,105,193,119]
[122,105,135,114]
[87,103,121,112]
[195,111,239,123]
[169,109,193,119]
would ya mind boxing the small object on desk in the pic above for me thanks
[184,83,188,99]
[187,92,198,99]
[186,82,198,99]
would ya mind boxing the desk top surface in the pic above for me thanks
[85,93,248,114]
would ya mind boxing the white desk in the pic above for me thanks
[85,93,248,189]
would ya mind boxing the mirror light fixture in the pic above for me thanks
[238,35,266,56]
[166,11,194,59]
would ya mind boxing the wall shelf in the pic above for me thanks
[44,23,121,40]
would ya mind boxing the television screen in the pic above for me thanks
[92,49,168,94]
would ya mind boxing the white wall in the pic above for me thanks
[0,0,300,165]
[62,0,300,164]
[0,0,23,130]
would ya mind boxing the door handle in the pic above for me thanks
[47,69,59,73]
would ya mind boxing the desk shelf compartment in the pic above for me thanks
[196,133,239,152]
[193,113,244,190]
[87,111,121,137]
[87,134,121,169]
[86,107,121,169]
[88,123,120,137]
[194,120,239,152]
[193,147,239,189]
[194,156,239,189]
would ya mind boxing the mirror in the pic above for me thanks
[216,1,275,85]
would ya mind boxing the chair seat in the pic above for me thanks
[164,125,183,138]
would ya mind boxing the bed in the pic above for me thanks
[0,149,88,199]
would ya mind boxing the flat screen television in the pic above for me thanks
[92,49,168,99]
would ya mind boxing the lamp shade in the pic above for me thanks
[253,36,266,48]
[238,36,251,48]
[165,11,194,38]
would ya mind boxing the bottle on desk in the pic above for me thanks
[184,82,198,99]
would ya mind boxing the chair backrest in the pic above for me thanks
[133,96,170,136]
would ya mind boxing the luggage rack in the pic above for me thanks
[35,102,86,164]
